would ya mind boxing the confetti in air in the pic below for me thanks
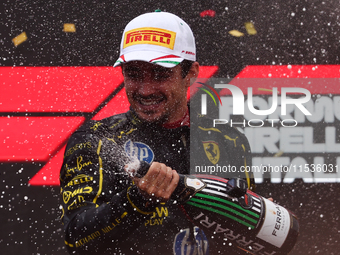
[228,30,244,37]
[274,151,284,157]
[63,23,76,32]
[244,22,257,35]
[200,10,216,18]
[12,32,28,46]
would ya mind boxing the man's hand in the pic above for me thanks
[133,162,179,202]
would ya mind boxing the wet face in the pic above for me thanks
[123,61,196,124]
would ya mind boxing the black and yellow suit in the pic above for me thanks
[59,110,254,255]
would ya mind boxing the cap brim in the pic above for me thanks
[114,51,184,68]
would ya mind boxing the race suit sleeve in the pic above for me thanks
[59,126,158,254]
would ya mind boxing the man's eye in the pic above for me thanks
[154,71,171,80]
[126,72,142,79]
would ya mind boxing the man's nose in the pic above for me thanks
[137,77,158,96]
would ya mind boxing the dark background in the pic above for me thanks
[1,0,340,254]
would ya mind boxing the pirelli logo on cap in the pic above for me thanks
[123,27,176,49]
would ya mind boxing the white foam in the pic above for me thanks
[125,157,141,177]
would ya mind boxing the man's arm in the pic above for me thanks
[59,129,154,254]
[60,125,180,254]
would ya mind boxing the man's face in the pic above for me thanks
[123,61,190,124]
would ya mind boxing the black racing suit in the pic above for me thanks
[59,110,255,255]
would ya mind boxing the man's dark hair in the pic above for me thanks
[180,60,194,78]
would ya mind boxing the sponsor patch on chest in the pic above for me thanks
[124,140,154,164]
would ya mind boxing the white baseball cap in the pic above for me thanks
[114,11,196,68]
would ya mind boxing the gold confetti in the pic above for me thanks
[12,32,28,47]
[228,30,244,37]
[258,88,280,95]
[274,151,284,157]
[258,88,273,92]
[244,22,257,35]
[63,23,76,33]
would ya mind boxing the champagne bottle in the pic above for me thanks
[182,174,299,255]
[136,162,299,254]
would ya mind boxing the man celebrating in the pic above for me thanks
[60,11,254,254]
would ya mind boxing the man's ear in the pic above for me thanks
[185,61,200,87]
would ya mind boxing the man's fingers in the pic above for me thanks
[137,162,164,194]
[136,162,179,202]
[149,164,170,197]
[154,167,174,199]
[165,170,179,194]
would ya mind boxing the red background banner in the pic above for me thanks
[1,1,340,254]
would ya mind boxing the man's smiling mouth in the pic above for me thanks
[138,96,166,106]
